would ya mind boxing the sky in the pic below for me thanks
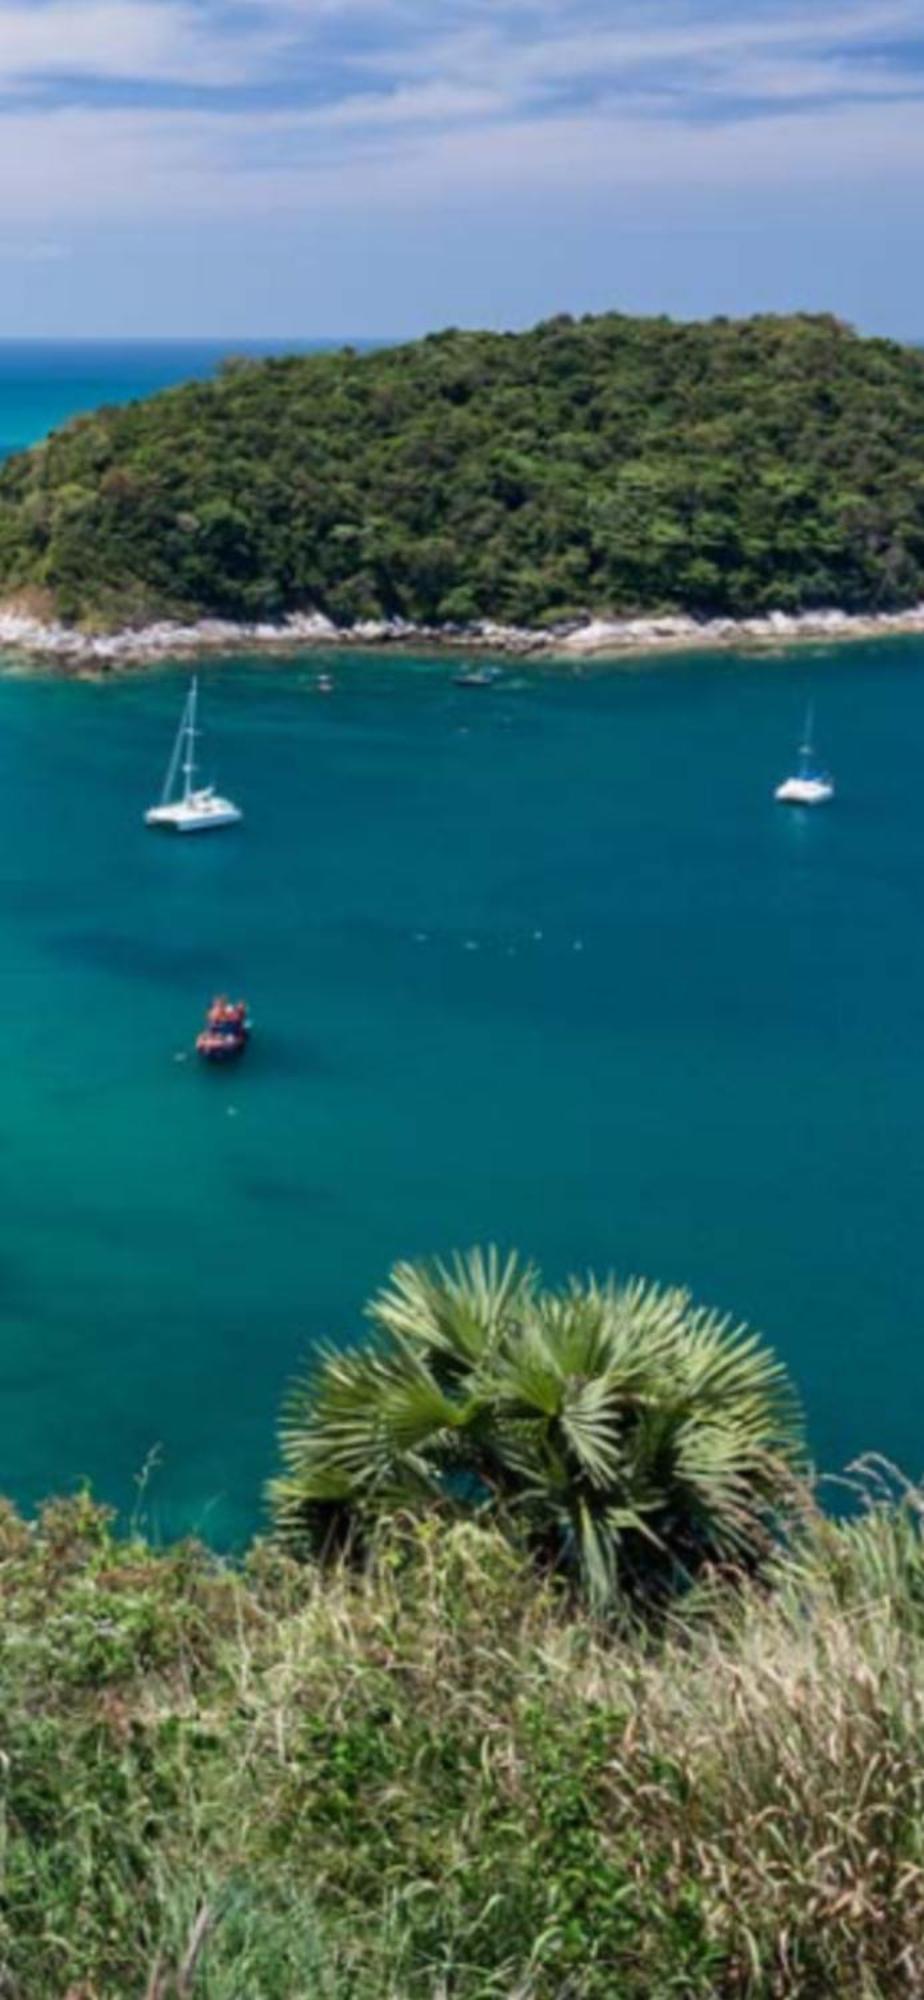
[1,0,923,339]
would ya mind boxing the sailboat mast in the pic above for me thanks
[798,699,815,775]
[182,678,199,802]
[159,687,188,806]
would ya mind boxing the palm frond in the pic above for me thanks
[557,1375,628,1491]
[368,1247,536,1371]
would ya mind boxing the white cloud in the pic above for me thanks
[698,52,924,103]
[0,1,288,89]
[305,80,513,130]
[1,86,923,231]
[0,0,921,229]
[355,1,922,87]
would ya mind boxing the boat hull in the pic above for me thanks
[197,1034,248,1062]
[145,796,243,832]
[774,778,835,806]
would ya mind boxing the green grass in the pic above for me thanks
[2,1478,924,1995]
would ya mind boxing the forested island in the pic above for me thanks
[2,311,924,642]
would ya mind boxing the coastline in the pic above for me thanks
[2,599,924,672]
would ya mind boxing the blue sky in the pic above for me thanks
[2,0,923,337]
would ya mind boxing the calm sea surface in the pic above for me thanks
[2,346,923,1540]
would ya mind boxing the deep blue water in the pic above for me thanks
[1,347,923,1541]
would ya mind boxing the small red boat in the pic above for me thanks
[196,996,251,1063]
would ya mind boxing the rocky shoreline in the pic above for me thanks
[2,601,924,671]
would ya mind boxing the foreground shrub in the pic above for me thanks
[269,1249,804,1612]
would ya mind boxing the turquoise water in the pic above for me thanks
[2,346,924,1538]
[2,642,924,1539]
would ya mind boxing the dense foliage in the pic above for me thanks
[270,1250,803,1610]
[4,1483,924,1997]
[2,311,924,629]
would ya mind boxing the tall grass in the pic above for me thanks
[2,1479,923,1996]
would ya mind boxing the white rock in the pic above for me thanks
[3,596,924,670]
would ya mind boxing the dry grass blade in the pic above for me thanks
[177,1904,217,1994]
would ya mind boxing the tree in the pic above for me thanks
[269,1249,803,1613]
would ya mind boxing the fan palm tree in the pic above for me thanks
[269,1249,804,1611]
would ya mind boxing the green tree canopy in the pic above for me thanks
[3,311,924,629]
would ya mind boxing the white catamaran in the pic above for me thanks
[774,703,835,807]
[145,678,242,833]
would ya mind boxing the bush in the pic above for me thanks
[269,1249,804,1614]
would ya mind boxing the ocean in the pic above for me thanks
[1,344,922,1541]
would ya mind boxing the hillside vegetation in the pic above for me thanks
[4,1251,924,1995]
[1,312,924,630]
[4,1486,924,1998]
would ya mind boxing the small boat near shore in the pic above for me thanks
[453,665,503,688]
[196,997,251,1063]
[774,704,834,806]
[145,677,242,832]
